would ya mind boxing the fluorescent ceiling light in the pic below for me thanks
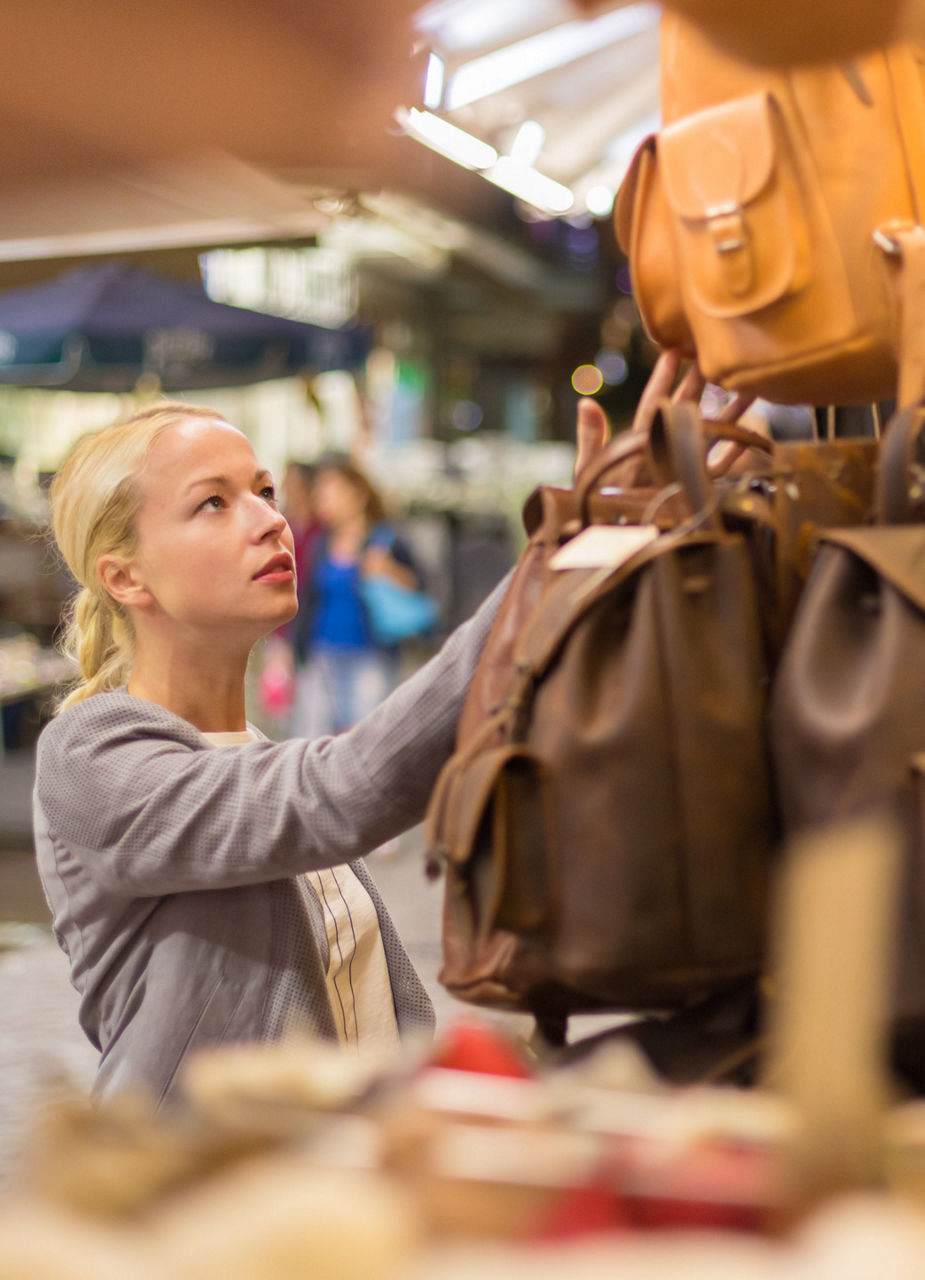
[484,157,573,215]
[423,53,445,109]
[509,120,545,166]
[414,0,567,57]
[395,106,498,170]
[446,3,659,110]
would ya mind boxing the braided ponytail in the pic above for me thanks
[50,400,224,712]
[57,586,135,710]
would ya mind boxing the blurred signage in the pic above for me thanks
[200,247,358,330]
[143,328,216,368]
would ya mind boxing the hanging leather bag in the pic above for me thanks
[427,403,775,1027]
[770,404,925,831]
[452,428,688,750]
[732,423,881,656]
[769,406,925,1053]
[615,13,925,408]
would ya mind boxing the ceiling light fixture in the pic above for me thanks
[509,120,546,167]
[395,106,498,170]
[484,157,573,215]
[585,185,614,217]
[446,3,660,110]
[423,53,446,109]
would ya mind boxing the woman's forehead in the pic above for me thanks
[148,417,257,472]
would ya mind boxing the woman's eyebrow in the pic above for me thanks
[185,469,271,494]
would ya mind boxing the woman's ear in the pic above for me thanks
[96,555,154,610]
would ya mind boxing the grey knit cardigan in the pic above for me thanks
[32,575,508,1107]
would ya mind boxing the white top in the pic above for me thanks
[203,729,401,1055]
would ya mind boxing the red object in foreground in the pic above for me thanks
[531,1180,631,1242]
[428,1017,535,1079]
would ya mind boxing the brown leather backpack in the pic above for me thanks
[616,13,925,408]
[426,405,775,1034]
[771,406,925,834]
[769,406,925,1067]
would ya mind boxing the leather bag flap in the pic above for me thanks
[820,526,925,612]
[659,92,777,223]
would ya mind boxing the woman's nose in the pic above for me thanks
[249,495,288,539]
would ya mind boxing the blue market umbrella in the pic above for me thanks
[0,260,370,391]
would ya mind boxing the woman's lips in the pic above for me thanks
[253,554,294,583]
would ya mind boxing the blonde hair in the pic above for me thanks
[51,401,226,711]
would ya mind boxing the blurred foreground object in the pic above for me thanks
[763,814,903,1206]
[0,2,421,261]
[7,1002,925,1273]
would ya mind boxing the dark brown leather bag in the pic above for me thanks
[770,407,925,1058]
[427,404,775,1028]
[450,429,688,750]
[729,430,880,660]
[770,405,925,831]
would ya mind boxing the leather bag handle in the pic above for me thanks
[649,399,773,532]
[573,429,650,528]
[877,404,925,524]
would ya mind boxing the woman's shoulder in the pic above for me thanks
[39,690,204,755]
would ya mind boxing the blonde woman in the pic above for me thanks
[34,398,607,1106]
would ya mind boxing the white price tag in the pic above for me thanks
[549,524,660,571]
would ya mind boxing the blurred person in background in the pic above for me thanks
[257,459,321,725]
[280,459,322,585]
[31,396,609,1104]
[289,456,422,739]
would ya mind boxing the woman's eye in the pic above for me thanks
[199,494,225,512]
[259,485,278,505]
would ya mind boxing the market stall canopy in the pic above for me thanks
[0,261,370,392]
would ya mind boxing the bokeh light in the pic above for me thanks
[451,399,484,431]
[595,348,629,385]
[571,364,604,395]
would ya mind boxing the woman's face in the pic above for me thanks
[313,468,368,530]
[126,417,297,642]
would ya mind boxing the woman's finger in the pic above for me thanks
[574,397,610,478]
[715,390,756,423]
[631,349,683,434]
[671,361,706,406]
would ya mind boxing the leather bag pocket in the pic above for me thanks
[429,745,554,940]
[659,91,811,320]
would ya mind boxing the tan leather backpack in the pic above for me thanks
[616,12,925,408]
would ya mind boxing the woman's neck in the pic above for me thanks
[127,640,250,733]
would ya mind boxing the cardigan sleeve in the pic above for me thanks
[35,572,510,897]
